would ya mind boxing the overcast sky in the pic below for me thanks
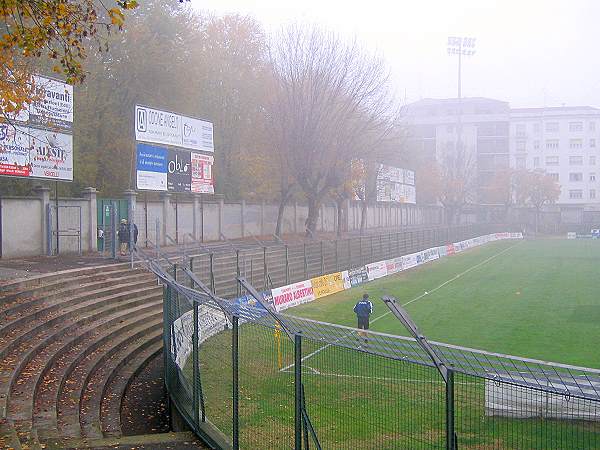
[192,0,600,108]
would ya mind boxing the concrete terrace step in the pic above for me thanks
[0,265,148,309]
[33,311,162,435]
[79,331,163,439]
[42,431,203,449]
[0,283,162,367]
[0,288,162,422]
[5,295,163,428]
[0,271,157,321]
[100,342,163,438]
[0,262,131,295]
[54,320,163,440]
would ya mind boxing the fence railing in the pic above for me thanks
[137,225,600,449]
[160,224,506,300]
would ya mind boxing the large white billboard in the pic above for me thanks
[135,105,214,152]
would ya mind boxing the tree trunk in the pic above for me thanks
[360,200,367,235]
[275,190,292,237]
[336,198,345,237]
[305,195,320,237]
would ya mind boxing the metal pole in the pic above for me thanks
[303,243,307,279]
[144,192,148,247]
[111,203,117,259]
[446,370,455,450]
[236,250,241,296]
[232,316,239,450]
[55,180,59,254]
[294,333,302,450]
[193,301,200,426]
[285,245,290,284]
[263,246,268,290]
[320,241,324,275]
[210,253,215,293]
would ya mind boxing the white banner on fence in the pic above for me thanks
[171,306,228,369]
[366,261,388,280]
[272,280,316,312]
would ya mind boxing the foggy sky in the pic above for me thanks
[192,0,600,108]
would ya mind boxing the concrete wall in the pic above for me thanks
[1,187,97,258]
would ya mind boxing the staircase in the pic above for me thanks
[0,262,204,449]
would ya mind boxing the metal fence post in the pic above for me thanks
[303,243,308,279]
[294,333,302,450]
[210,252,216,294]
[232,316,239,450]
[446,369,455,450]
[46,204,52,256]
[111,203,118,259]
[334,239,339,272]
[285,245,290,285]
[236,250,241,296]
[320,241,324,275]
[193,301,200,426]
[263,246,268,290]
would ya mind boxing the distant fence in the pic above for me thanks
[173,224,504,300]
[138,224,598,448]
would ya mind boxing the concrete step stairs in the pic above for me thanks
[0,262,206,449]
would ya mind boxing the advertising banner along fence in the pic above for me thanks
[311,272,346,299]
[272,280,316,312]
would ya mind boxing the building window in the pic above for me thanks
[569,155,584,165]
[546,139,559,149]
[533,122,541,133]
[570,139,583,149]
[533,157,540,168]
[549,173,559,181]
[569,173,583,182]
[591,139,596,148]
[516,156,526,169]
[546,156,559,166]
[591,156,596,165]
[516,124,526,137]
[546,122,559,132]
[591,122,596,131]
[516,140,526,151]
[569,121,583,132]
[534,140,540,149]
[591,173,596,182]
[569,190,583,199]
[591,190,597,199]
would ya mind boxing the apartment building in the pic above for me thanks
[405,98,600,206]
[510,106,600,205]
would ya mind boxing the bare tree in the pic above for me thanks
[438,146,477,225]
[514,169,560,233]
[269,24,396,236]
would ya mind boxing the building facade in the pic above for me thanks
[405,98,600,207]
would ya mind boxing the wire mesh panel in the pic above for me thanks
[237,321,296,449]
[299,337,447,449]
[454,371,600,449]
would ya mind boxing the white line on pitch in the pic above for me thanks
[280,241,521,372]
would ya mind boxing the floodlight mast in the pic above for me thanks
[447,37,476,156]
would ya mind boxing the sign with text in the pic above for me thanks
[271,280,315,312]
[191,153,214,194]
[366,260,388,281]
[136,143,168,191]
[29,128,73,180]
[311,272,345,298]
[135,105,214,152]
[29,75,74,131]
[167,148,191,192]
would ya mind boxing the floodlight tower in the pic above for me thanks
[447,37,476,153]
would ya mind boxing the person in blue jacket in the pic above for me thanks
[353,293,373,338]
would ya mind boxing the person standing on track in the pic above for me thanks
[353,293,373,339]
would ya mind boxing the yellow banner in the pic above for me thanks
[311,272,346,299]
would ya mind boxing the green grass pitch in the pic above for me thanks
[193,238,600,449]
[293,238,600,369]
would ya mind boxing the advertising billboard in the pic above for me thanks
[135,105,214,152]
[375,163,416,204]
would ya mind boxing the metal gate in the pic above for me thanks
[97,199,128,255]
[46,204,82,256]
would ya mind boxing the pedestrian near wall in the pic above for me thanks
[117,219,129,256]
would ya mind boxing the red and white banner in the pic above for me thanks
[271,280,315,312]
[386,257,403,275]
[191,152,214,194]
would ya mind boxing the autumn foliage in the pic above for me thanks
[0,0,137,119]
